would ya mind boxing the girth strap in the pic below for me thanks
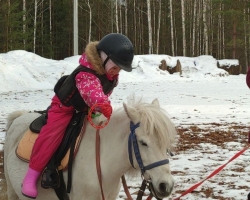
[54,171,70,200]
[41,111,87,200]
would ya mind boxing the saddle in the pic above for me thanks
[16,113,86,170]
[16,110,87,199]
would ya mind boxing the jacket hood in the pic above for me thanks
[85,41,105,75]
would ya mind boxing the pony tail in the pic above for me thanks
[6,110,28,131]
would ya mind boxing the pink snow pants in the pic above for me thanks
[29,95,74,172]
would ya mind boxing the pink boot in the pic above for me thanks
[21,167,40,199]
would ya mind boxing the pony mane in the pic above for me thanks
[123,96,177,178]
[126,97,177,151]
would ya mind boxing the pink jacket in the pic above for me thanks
[76,53,117,107]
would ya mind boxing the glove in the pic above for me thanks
[100,103,112,118]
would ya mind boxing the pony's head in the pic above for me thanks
[123,98,177,199]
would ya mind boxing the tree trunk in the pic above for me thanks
[244,7,248,72]
[181,0,186,56]
[169,0,175,56]
[33,0,37,53]
[49,0,52,57]
[133,0,137,50]
[156,0,161,54]
[222,3,225,58]
[232,20,236,59]
[203,0,209,54]
[86,0,92,42]
[115,0,118,32]
[23,0,26,48]
[125,1,128,35]
[147,0,153,54]
[192,0,197,56]
[217,2,221,58]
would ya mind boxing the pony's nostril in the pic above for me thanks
[159,182,167,193]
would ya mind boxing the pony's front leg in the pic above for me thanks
[4,159,18,200]
[5,177,19,200]
[7,190,19,200]
[4,152,21,200]
[106,181,121,200]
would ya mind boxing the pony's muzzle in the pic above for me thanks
[159,181,174,196]
[149,180,174,199]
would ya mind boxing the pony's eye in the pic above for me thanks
[139,140,148,146]
[166,150,174,156]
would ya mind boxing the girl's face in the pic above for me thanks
[107,66,121,77]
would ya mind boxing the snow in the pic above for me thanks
[0,50,250,199]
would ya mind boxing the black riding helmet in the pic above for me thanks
[97,33,134,72]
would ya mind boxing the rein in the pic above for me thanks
[96,122,105,200]
[121,176,154,200]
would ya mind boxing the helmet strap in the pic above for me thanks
[103,56,109,68]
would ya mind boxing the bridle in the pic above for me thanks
[127,121,170,200]
[128,121,170,174]
[96,121,171,200]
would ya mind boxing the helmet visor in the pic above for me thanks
[110,55,133,72]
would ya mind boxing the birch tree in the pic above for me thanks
[169,0,175,56]
[203,0,209,54]
[33,0,37,53]
[23,0,26,48]
[124,0,128,35]
[115,0,119,32]
[222,3,225,58]
[181,0,186,56]
[86,0,92,42]
[133,0,137,49]
[156,0,161,54]
[8,0,10,49]
[244,7,248,70]
[49,0,52,55]
[146,0,153,54]
[192,0,197,56]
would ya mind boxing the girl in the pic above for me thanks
[21,33,134,199]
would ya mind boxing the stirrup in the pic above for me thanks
[41,167,60,189]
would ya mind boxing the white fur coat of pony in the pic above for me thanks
[4,98,177,200]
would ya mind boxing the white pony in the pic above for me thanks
[4,97,177,200]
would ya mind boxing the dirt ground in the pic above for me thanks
[0,124,249,200]
[173,123,250,200]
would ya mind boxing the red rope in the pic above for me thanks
[146,193,153,200]
[173,144,250,200]
[121,175,133,200]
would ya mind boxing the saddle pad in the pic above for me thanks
[15,128,84,171]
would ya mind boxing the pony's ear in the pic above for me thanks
[123,103,140,123]
[152,98,160,109]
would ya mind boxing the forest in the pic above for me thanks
[1,0,250,73]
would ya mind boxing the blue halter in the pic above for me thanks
[128,121,169,175]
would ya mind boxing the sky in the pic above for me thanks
[0,50,250,200]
